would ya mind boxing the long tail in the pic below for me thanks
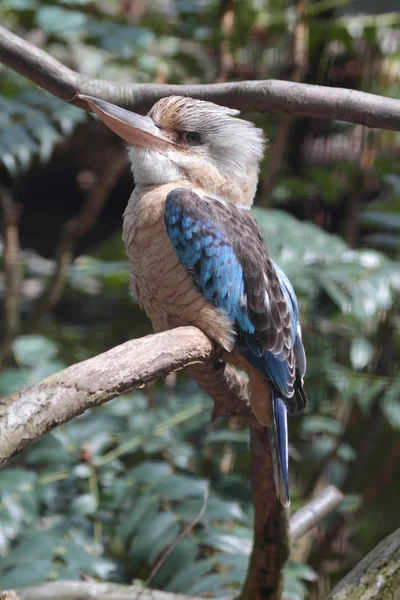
[267,393,290,507]
[247,366,290,507]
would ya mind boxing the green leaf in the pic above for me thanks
[301,416,343,436]
[197,528,252,554]
[25,433,72,467]
[12,335,58,367]
[286,561,317,582]
[155,474,208,501]
[152,537,199,589]
[350,338,374,370]
[36,6,88,35]
[165,559,213,593]
[69,494,97,516]
[0,560,52,588]
[128,461,171,483]
[0,526,63,567]
[362,211,400,230]
[0,369,27,395]
[339,494,363,514]
[120,494,159,540]
[381,378,400,429]
[186,573,226,595]
[176,495,247,524]
[129,511,177,567]
[204,430,249,444]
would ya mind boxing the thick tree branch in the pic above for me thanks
[12,581,205,600]
[326,528,400,600]
[239,426,288,600]
[0,326,253,465]
[1,25,400,130]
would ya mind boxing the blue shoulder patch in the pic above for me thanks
[165,191,254,334]
[165,189,299,400]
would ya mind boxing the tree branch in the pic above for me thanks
[290,486,344,541]
[0,326,253,465]
[258,0,308,207]
[1,25,400,130]
[0,185,22,367]
[28,147,128,330]
[12,581,206,600]
[239,426,288,600]
[326,528,400,600]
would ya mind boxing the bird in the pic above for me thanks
[78,93,307,506]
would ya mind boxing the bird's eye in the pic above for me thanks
[183,131,202,145]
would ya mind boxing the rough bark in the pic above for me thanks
[327,528,400,600]
[239,426,289,600]
[0,326,252,465]
[1,25,400,130]
[12,581,206,600]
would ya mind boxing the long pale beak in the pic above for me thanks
[77,94,174,151]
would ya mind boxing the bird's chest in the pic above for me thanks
[122,185,234,350]
[123,187,185,330]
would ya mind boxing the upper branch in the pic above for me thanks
[1,25,400,130]
[0,326,252,465]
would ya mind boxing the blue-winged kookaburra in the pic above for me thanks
[78,94,307,506]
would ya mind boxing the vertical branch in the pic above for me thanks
[344,127,376,248]
[0,185,22,366]
[216,0,235,83]
[258,0,308,207]
[29,148,128,329]
[239,425,289,600]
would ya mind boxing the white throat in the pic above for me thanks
[129,147,181,185]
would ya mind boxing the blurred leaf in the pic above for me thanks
[176,496,247,524]
[339,494,363,514]
[0,369,27,395]
[165,559,213,593]
[0,560,53,588]
[36,6,88,34]
[69,494,97,516]
[128,461,171,484]
[152,537,199,589]
[12,335,58,367]
[155,474,208,501]
[204,430,249,444]
[301,416,343,436]
[381,377,400,429]
[350,338,374,370]
[129,511,178,567]
[197,528,252,554]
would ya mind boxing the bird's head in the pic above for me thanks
[78,94,266,206]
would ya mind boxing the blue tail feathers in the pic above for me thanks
[268,393,290,507]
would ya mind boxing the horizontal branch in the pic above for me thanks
[13,581,205,600]
[0,326,251,465]
[1,25,400,130]
[290,485,344,541]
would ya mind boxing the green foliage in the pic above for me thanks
[1,0,400,597]
[1,203,399,597]
[0,86,86,174]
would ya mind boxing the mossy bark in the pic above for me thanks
[327,529,400,600]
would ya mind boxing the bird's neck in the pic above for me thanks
[133,175,255,208]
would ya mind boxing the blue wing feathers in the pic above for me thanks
[166,193,254,332]
[165,191,300,398]
[165,189,306,505]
